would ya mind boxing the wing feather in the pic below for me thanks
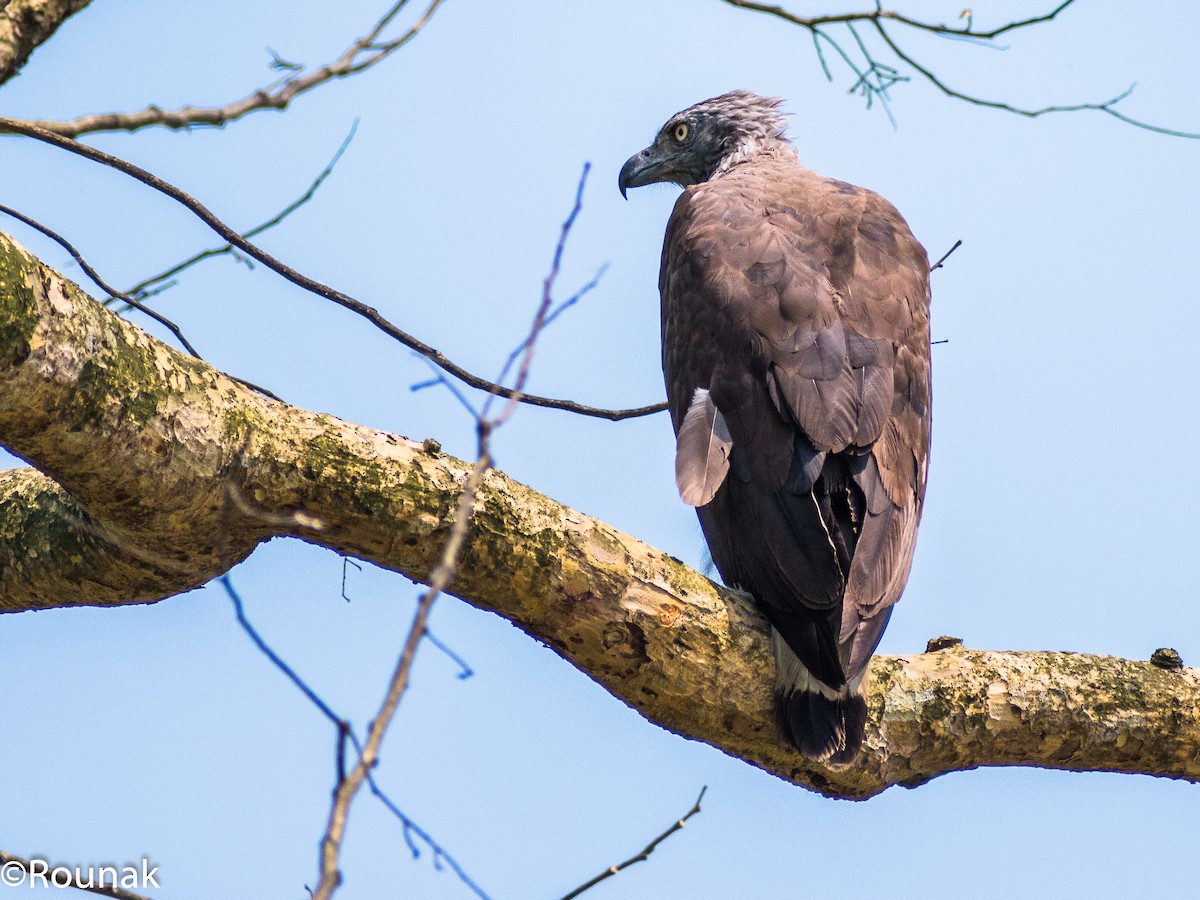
[675,388,733,506]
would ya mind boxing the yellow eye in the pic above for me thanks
[673,123,689,142]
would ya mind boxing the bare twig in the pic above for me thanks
[225,575,347,726]
[721,0,1200,137]
[929,239,962,272]
[311,449,492,900]
[0,203,201,357]
[483,162,592,425]
[116,122,359,307]
[720,0,1077,39]
[0,115,667,421]
[0,202,283,400]
[310,167,591,899]
[9,0,446,138]
[0,850,153,900]
[340,556,362,602]
[559,787,708,900]
[422,627,474,679]
[871,24,1200,138]
[223,575,489,899]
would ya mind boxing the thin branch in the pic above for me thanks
[0,203,201,357]
[224,574,488,899]
[872,22,1200,138]
[559,787,708,900]
[311,451,493,900]
[117,122,359,306]
[311,168,589,899]
[361,778,489,896]
[929,239,962,272]
[8,0,446,138]
[225,575,346,726]
[721,0,1200,138]
[0,851,153,900]
[0,115,667,421]
[422,627,474,679]
[340,556,362,601]
[483,162,592,423]
[0,202,283,401]
[411,356,482,419]
[720,0,1078,39]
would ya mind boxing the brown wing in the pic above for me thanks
[660,158,931,687]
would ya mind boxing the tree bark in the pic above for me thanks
[0,0,92,85]
[1,230,1197,799]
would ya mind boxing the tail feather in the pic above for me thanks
[772,630,868,765]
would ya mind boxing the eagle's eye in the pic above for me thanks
[673,123,689,142]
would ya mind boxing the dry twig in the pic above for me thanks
[222,577,489,899]
[7,0,446,138]
[559,787,708,900]
[116,122,360,307]
[0,202,281,400]
[0,115,666,421]
[309,166,593,898]
[722,0,1200,138]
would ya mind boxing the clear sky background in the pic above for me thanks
[2,1,1199,897]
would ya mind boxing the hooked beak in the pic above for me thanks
[618,147,668,200]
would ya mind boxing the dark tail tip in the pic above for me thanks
[778,689,868,766]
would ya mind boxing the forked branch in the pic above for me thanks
[0,232,1197,800]
[6,0,446,138]
[721,0,1200,137]
[0,116,666,420]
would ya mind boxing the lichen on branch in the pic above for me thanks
[0,231,1196,799]
[0,0,93,87]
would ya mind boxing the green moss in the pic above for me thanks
[68,323,166,428]
[587,526,626,562]
[531,526,564,567]
[222,406,260,444]
[302,429,395,516]
[0,475,95,582]
[919,684,953,723]
[0,237,38,369]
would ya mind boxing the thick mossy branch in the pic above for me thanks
[0,0,93,85]
[0,231,1196,798]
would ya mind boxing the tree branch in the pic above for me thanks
[115,121,360,308]
[720,0,1200,138]
[311,160,581,899]
[0,0,93,86]
[719,0,1077,39]
[4,0,445,137]
[1,232,1197,800]
[0,117,667,420]
[560,787,707,900]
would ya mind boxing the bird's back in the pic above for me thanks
[659,155,931,762]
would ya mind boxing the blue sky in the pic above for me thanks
[2,1,1198,897]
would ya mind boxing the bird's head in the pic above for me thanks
[618,90,789,198]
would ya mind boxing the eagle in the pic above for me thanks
[619,91,931,764]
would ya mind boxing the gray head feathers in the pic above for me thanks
[618,90,793,195]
